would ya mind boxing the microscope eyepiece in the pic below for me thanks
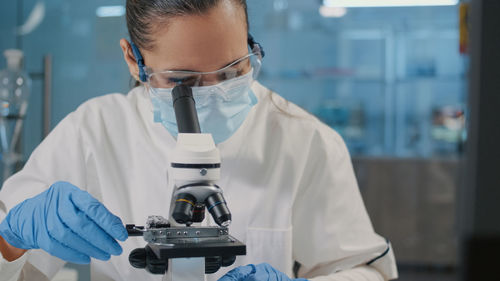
[172,85,201,134]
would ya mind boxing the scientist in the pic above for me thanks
[0,0,397,280]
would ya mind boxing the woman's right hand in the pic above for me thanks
[0,181,128,264]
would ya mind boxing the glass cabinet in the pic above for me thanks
[250,1,467,158]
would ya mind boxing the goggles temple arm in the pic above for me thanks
[248,33,265,58]
[130,42,147,82]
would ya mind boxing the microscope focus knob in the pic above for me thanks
[221,255,237,267]
[129,247,168,274]
[205,256,222,274]
[129,248,147,269]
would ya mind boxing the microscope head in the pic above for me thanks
[168,85,232,227]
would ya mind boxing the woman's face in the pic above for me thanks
[120,0,249,82]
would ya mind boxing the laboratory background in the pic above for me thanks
[0,0,498,280]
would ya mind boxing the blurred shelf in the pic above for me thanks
[260,74,465,83]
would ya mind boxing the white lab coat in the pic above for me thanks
[0,82,397,281]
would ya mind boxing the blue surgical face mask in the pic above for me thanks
[149,69,257,144]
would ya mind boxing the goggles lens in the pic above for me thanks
[146,53,261,89]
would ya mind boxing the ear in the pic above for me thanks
[120,38,141,82]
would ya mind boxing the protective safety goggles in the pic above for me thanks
[131,34,265,89]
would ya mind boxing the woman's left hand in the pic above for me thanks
[218,263,308,281]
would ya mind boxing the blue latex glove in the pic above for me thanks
[218,263,308,281]
[0,181,128,264]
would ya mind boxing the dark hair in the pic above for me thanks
[126,0,249,51]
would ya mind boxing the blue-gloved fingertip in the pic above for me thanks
[0,219,30,250]
[218,264,256,281]
[111,224,128,241]
[95,253,111,261]
[114,244,123,256]
[217,275,236,281]
[67,254,91,265]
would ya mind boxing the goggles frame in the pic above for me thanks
[131,34,265,84]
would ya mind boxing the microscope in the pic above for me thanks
[126,85,246,280]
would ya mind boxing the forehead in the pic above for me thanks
[142,1,248,73]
